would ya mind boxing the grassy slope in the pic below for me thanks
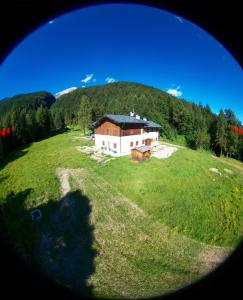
[96,149,243,247]
[0,131,242,298]
[217,156,243,171]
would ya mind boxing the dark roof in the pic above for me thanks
[93,114,162,128]
[144,120,162,128]
[133,146,152,153]
[104,114,147,124]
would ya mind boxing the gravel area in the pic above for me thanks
[152,143,178,159]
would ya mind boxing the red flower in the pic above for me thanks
[6,127,11,135]
[1,128,6,136]
[229,125,243,135]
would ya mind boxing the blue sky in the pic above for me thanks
[0,4,243,122]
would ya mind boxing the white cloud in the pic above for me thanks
[55,87,77,98]
[167,86,183,97]
[175,16,184,24]
[48,20,55,25]
[81,74,94,83]
[105,77,116,83]
[92,78,97,83]
[81,85,86,88]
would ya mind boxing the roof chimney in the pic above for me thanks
[130,112,135,117]
[143,117,147,121]
[135,114,140,119]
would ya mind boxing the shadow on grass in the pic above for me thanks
[0,147,29,171]
[0,188,96,298]
[0,189,33,256]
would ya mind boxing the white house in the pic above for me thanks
[93,112,162,156]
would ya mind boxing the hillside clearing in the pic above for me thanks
[52,166,230,298]
[76,141,180,162]
[0,130,242,298]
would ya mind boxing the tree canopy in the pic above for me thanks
[0,81,243,161]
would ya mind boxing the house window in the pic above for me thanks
[102,141,105,145]
[130,142,133,147]
[114,143,117,148]
[136,141,138,146]
[142,140,145,144]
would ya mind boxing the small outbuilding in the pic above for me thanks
[131,145,152,161]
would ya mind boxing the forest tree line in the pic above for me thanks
[1,82,243,162]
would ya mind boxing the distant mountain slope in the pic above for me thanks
[51,81,194,121]
[0,91,56,117]
[0,81,242,160]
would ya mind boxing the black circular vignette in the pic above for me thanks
[0,1,242,299]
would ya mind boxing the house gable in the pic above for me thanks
[94,116,145,137]
[95,119,121,136]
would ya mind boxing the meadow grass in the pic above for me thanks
[0,131,94,260]
[0,130,242,298]
[0,131,94,205]
[219,156,243,169]
[95,148,243,247]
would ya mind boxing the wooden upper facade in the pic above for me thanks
[94,115,160,137]
[95,119,145,137]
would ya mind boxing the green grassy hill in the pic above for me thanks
[0,130,242,298]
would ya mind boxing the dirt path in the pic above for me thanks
[38,167,232,298]
[38,168,93,296]
[56,167,231,274]
[196,244,231,274]
[212,155,243,172]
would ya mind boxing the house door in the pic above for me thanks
[145,138,151,146]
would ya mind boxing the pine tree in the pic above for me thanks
[36,106,50,138]
[77,95,92,134]
[64,112,71,127]
[238,135,243,161]
[53,111,65,130]
[215,109,227,156]
[193,128,210,150]
[25,111,36,141]
[0,136,4,162]
[226,129,239,158]
[223,108,240,158]
[224,108,239,125]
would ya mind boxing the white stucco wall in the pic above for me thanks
[95,134,121,156]
[120,134,145,154]
[95,131,159,156]
[145,131,160,147]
